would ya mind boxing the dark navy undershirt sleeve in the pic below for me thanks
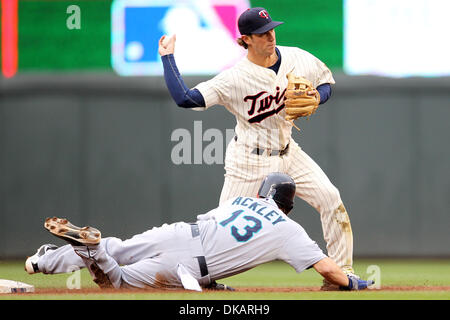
[161,54,206,109]
[316,83,332,105]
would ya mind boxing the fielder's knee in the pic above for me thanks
[334,203,352,232]
[321,184,342,211]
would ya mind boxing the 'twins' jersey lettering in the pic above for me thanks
[194,46,335,148]
[244,86,286,123]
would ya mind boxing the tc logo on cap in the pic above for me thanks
[259,10,269,19]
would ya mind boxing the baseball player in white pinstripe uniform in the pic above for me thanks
[159,7,357,289]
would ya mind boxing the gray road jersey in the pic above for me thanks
[197,197,326,281]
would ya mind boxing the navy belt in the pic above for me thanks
[190,223,209,277]
[234,135,289,157]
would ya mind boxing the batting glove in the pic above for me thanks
[340,275,374,291]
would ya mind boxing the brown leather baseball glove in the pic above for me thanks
[284,73,320,121]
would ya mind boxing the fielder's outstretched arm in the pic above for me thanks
[161,54,206,108]
[158,35,206,109]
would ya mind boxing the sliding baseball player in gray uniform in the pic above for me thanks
[25,173,372,291]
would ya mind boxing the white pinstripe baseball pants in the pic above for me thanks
[219,137,354,272]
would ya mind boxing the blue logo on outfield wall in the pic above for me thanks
[111,0,249,76]
[123,6,169,63]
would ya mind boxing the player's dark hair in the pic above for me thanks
[237,37,248,49]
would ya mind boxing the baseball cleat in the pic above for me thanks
[44,217,101,246]
[25,244,58,274]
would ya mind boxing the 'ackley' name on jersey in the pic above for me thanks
[231,197,286,225]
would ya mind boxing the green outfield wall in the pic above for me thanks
[1,0,342,72]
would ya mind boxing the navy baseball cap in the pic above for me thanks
[238,7,284,35]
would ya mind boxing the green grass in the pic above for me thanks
[1,259,450,300]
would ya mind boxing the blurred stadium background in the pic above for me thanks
[0,0,449,260]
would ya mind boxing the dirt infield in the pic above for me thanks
[9,285,450,296]
[237,286,450,292]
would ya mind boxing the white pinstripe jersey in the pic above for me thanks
[194,45,335,150]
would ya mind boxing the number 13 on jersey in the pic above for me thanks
[219,210,262,242]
